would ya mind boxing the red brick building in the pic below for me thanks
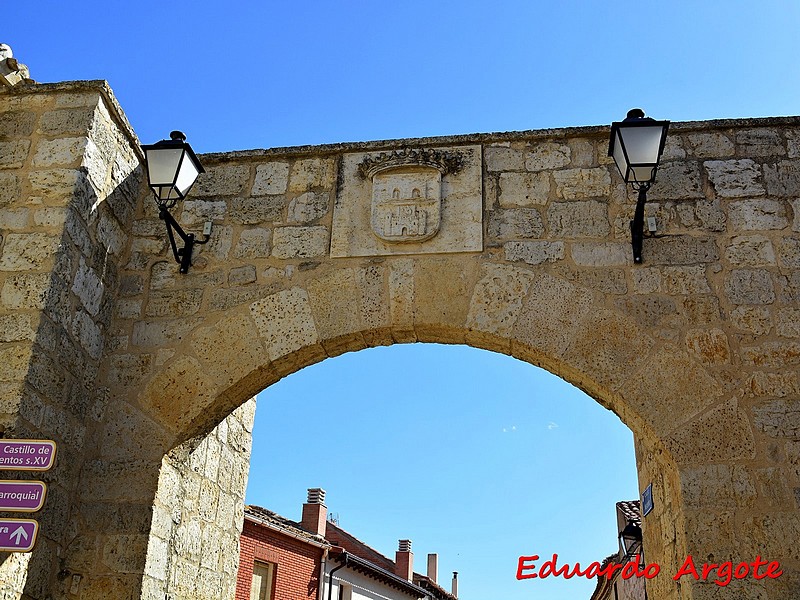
[236,489,458,600]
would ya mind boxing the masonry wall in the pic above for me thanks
[1,79,800,600]
[0,82,141,598]
[143,399,255,600]
[236,517,322,600]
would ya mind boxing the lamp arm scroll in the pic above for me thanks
[158,206,211,274]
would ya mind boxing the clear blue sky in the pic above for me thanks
[8,2,800,598]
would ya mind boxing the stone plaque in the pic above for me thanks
[331,145,482,257]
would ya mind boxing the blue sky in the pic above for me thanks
[8,1,800,598]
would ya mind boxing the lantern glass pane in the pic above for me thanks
[174,154,201,197]
[612,129,629,177]
[146,148,184,186]
[618,125,664,166]
[631,164,656,183]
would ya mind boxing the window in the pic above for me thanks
[338,582,352,600]
[250,561,275,600]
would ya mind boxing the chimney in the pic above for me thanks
[300,488,327,536]
[427,553,438,584]
[452,571,458,598]
[395,539,413,581]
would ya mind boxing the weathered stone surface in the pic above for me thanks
[72,258,104,316]
[685,328,731,364]
[776,307,800,338]
[191,164,249,197]
[0,233,61,271]
[487,208,544,240]
[525,142,570,171]
[233,228,271,259]
[0,172,20,203]
[271,226,329,259]
[498,172,549,207]
[32,137,88,168]
[504,240,564,265]
[467,264,535,341]
[705,159,764,197]
[736,128,784,157]
[764,160,800,197]
[728,199,788,231]
[485,145,524,171]
[741,341,800,367]
[646,236,719,265]
[287,191,329,223]
[553,167,611,199]
[546,201,609,237]
[251,162,289,195]
[249,287,318,360]
[778,237,800,267]
[228,265,256,285]
[0,314,36,342]
[1,273,50,309]
[730,306,772,335]
[145,289,203,318]
[725,269,776,305]
[648,161,703,200]
[229,196,285,224]
[747,372,800,398]
[571,242,628,266]
[0,139,30,168]
[725,235,776,266]
[685,132,735,158]
[288,158,335,192]
[179,200,227,226]
[753,400,800,440]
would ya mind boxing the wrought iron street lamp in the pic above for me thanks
[141,131,209,274]
[608,109,670,264]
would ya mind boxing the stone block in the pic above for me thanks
[487,208,544,240]
[252,162,289,195]
[32,137,88,168]
[131,318,202,348]
[741,341,800,367]
[72,258,104,316]
[233,228,271,259]
[498,172,550,207]
[546,200,609,237]
[736,128,784,157]
[648,161,703,200]
[571,242,628,266]
[777,307,800,337]
[694,198,727,231]
[704,159,764,197]
[0,207,29,229]
[525,142,570,171]
[466,263,535,340]
[288,191,329,223]
[553,167,611,199]
[730,306,772,335]
[179,200,227,226]
[504,240,564,265]
[764,159,800,197]
[724,269,775,305]
[681,465,756,509]
[0,314,35,342]
[37,107,96,136]
[0,139,30,168]
[306,268,362,342]
[229,195,285,224]
[228,265,256,285]
[613,295,676,327]
[250,287,318,361]
[661,266,712,295]
[72,310,104,359]
[728,199,788,231]
[685,328,731,364]
[746,372,800,398]
[288,158,336,192]
[27,169,80,202]
[778,237,800,267]
[1,273,50,309]
[725,235,776,266]
[272,226,328,259]
[753,400,800,440]
[646,236,719,265]
[191,164,249,197]
[485,145,524,171]
[145,289,204,317]
[0,111,36,138]
[34,206,68,228]
[0,233,61,271]
[0,172,20,204]
[685,132,735,158]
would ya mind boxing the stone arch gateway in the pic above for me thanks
[0,81,798,599]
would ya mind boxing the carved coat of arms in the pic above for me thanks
[357,149,463,244]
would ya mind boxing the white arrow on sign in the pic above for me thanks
[10,526,28,546]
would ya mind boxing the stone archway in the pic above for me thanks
[1,81,798,599]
